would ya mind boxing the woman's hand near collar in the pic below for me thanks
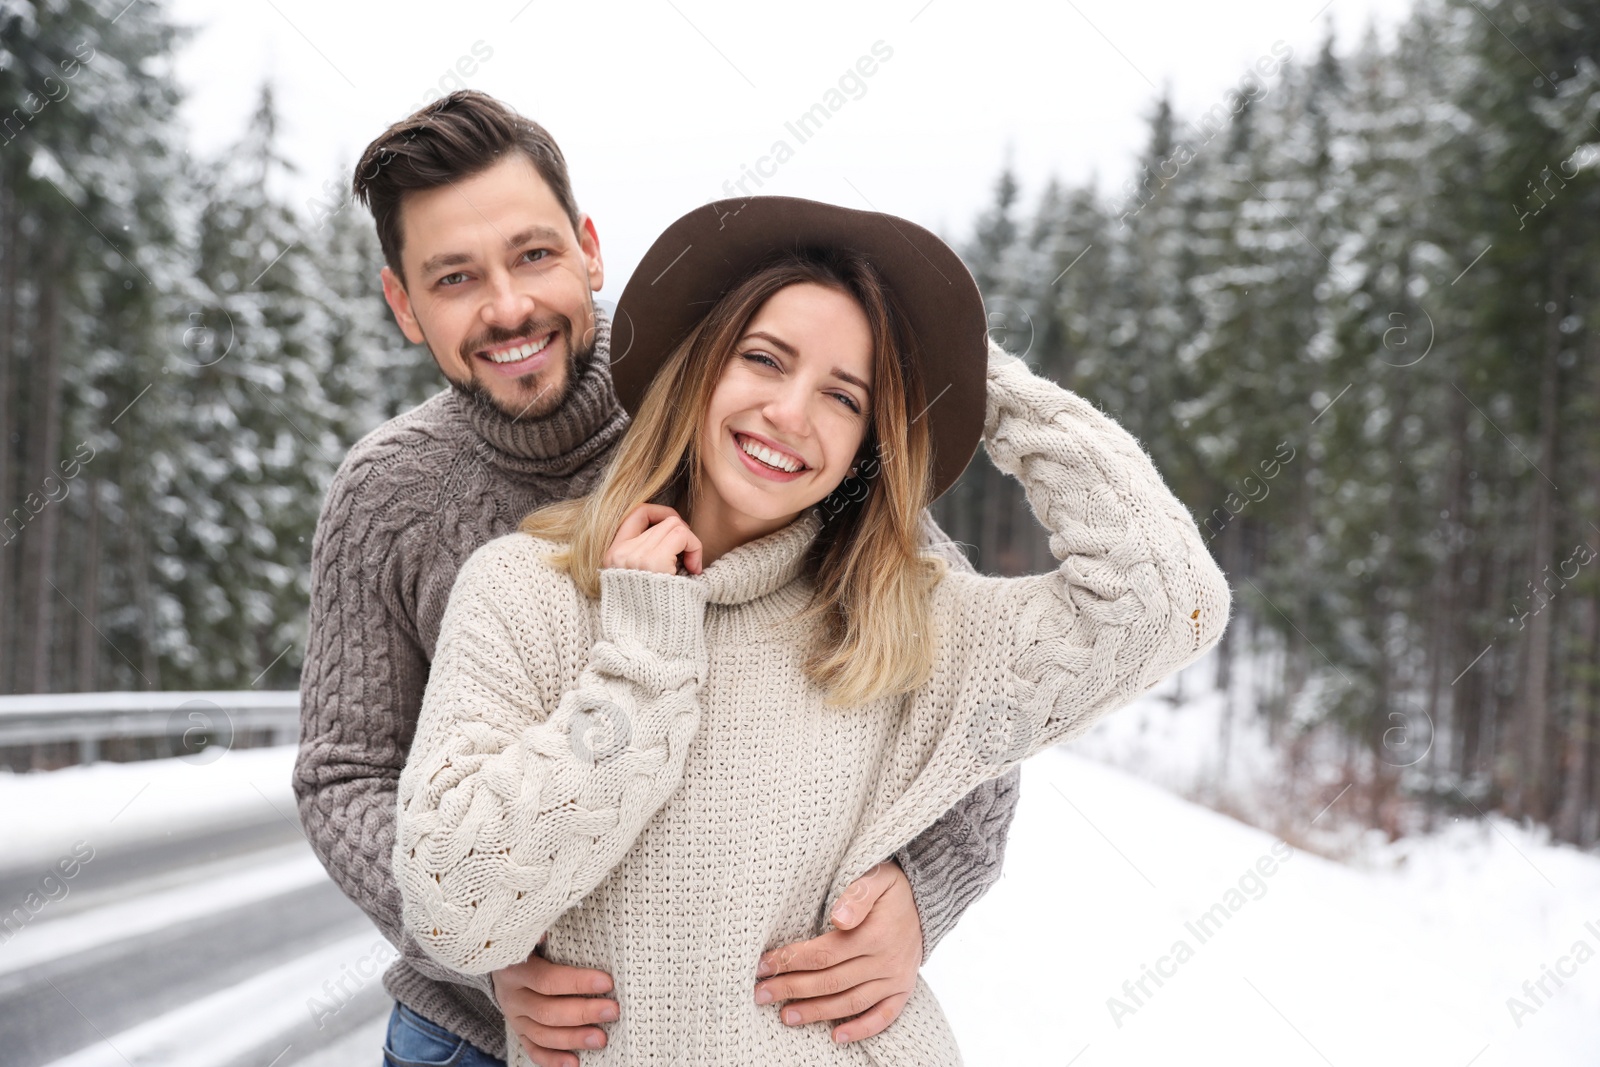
[604,503,703,575]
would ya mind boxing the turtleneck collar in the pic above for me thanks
[692,510,823,606]
[450,304,629,475]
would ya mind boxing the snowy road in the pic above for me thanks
[0,754,394,1067]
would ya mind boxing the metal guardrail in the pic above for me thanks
[0,691,300,770]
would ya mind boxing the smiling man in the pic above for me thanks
[370,129,599,425]
[293,90,1020,1067]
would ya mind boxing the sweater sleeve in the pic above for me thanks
[291,452,497,1003]
[827,339,1233,918]
[891,769,1019,963]
[891,512,1022,963]
[395,539,710,975]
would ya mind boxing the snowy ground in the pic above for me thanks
[938,654,1600,1066]
[2,666,1597,1066]
[933,748,1600,1066]
[1,743,306,873]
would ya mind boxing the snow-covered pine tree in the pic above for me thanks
[1,0,195,693]
[156,83,343,690]
[310,159,440,443]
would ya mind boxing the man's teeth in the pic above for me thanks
[739,435,804,473]
[485,334,552,364]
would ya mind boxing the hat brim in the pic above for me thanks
[611,196,986,502]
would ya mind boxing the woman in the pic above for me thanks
[395,196,1232,1066]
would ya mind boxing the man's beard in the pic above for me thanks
[453,311,597,422]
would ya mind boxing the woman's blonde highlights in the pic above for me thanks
[519,249,944,706]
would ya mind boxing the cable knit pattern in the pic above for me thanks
[293,306,1016,1061]
[395,339,1233,1065]
[401,561,711,974]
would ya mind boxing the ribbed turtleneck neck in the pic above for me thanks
[450,305,628,475]
[691,511,822,605]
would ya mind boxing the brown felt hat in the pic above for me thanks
[610,196,988,502]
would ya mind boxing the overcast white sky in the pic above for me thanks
[166,0,1415,301]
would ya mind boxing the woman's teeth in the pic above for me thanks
[485,334,552,363]
[739,435,804,473]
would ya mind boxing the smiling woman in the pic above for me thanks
[694,282,877,568]
[523,244,938,704]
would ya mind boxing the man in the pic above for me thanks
[293,89,1020,1067]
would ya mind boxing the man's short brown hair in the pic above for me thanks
[353,90,581,282]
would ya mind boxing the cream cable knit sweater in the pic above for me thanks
[396,342,1233,1065]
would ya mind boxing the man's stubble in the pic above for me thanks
[435,298,599,424]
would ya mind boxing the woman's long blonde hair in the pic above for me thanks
[519,248,944,706]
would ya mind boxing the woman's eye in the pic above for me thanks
[832,392,862,413]
[742,351,779,369]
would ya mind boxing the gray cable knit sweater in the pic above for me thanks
[292,308,1021,1059]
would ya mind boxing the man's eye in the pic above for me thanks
[521,249,550,263]
[438,272,469,287]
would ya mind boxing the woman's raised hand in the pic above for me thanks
[603,503,704,576]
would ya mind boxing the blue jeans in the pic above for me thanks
[383,1002,506,1067]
